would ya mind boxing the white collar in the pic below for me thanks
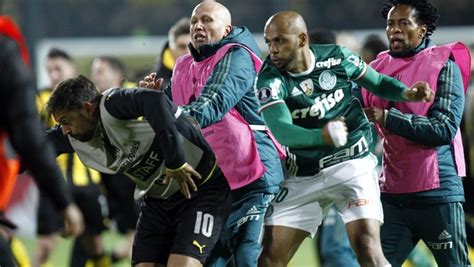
[287,50,315,77]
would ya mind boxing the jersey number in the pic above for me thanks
[194,211,214,237]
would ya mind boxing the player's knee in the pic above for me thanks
[351,233,383,264]
[258,252,286,267]
[258,244,289,267]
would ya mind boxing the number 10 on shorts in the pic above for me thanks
[194,211,214,237]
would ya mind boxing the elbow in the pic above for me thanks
[421,129,457,147]
[426,137,452,147]
[438,129,458,145]
[271,131,297,148]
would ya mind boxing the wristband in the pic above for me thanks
[166,162,188,172]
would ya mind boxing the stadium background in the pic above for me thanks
[2,0,474,266]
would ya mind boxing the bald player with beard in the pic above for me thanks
[256,11,434,267]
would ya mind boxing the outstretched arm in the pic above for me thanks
[261,103,347,148]
[356,67,434,102]
[383,60,464,146]
[182,47,256,128]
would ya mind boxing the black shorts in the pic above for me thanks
[101,173,139,234]
[131,169,232,265]
[37,183,108,235]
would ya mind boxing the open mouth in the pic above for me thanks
[194,34,206,42]
[271,58,284,68]
[390,37,404,49]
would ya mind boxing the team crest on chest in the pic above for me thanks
[318,70,337,90]
[299,79,314,96]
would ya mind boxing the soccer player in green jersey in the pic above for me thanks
[256,11,434,267]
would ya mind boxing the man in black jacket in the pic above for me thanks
[0,15,83,267]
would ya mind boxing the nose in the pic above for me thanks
[193,20,204,31]
[268,43,278,54]
[389,23,401,34]
[61,126,71,135]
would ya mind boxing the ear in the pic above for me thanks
[224,25,232,37]
[419,24,428,39]
[81,102,96,119]
[299,32,308,48]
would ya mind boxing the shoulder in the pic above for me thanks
[311,44,346,57]
[257,59,285,86]
[222,45,253,62]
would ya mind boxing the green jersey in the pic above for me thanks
[256,44,374,176]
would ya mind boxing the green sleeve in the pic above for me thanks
[340,46,408,102]
[340,46,367,80]
[261,102,328,148]
[256,61,288,111]
[355,66,409,102]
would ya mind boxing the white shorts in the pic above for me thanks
[265,154,383,238]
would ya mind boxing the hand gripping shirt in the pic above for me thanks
[257,44,375,176]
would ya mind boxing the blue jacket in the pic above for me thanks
[167,26,283,194]
[382,39,465,205]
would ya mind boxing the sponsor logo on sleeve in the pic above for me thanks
[347,55,365,69]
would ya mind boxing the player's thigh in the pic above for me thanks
[332,167,383,225]
[418,202,470,266]
[132,196,176,266]
[265,175,329,238]
[260,225,309,264]
[172,172,232,265]
[231,192,275,265]
[379,200,418,266]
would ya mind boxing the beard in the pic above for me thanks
[388,45,417,58]
[389,38,426,58]
[70,117,98,142]
[70,129,95,142]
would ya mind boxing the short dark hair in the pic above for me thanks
[381,0,439,37]
[47,48,72,61]
[47,75,100,115]
[308,28,336,44]
[169,17,190,41]
[95,56,125,76]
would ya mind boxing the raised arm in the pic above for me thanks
[383,60,464,146]
[182,47,256,128]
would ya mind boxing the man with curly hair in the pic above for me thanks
[362,0,472,265]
